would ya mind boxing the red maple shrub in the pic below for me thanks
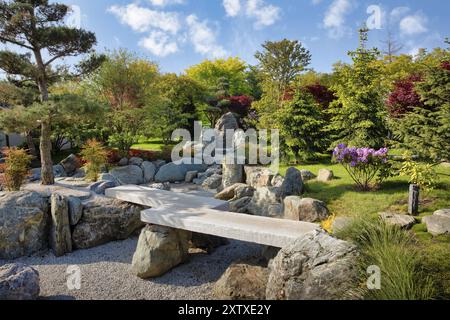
[304,83,336,110]
[386,74,423,118]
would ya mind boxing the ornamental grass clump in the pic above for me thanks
[80,139,108,182]
[0,147,33,191]
[333,144,389,191]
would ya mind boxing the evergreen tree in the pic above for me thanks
[277,89,327,162]
[393,60,450,161]
[0,0,100,185]
[328,27,387,148]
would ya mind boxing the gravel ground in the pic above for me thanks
[0,238,262,300]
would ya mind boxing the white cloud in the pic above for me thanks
[312,0,323,5]
[323,0,354,39]
[108,4,180,34]
[222,0,281,29]
[223,0,241,17]
[139,31,179,57]
[186,14,227,58]
[148,0,184,7]
[390,6,410,22]
[400,13,428,36]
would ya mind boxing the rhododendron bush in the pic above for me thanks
[333,144,389,191]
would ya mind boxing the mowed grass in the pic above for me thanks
[131,138,169,151]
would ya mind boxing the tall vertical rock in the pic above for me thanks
[49,193,72,257]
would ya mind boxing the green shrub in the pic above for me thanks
[80,139,108,182]
[399,152,439,191]
[0,147,33,191]
[335,218,436,300]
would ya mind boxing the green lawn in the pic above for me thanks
[131,138,168,151]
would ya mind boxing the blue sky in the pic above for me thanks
[60,0,449,73]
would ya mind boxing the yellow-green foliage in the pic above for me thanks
[80,139,108,182]
[1,147,33,191]
[399,152,439,191]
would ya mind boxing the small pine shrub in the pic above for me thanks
[80,139,108,182]
[0,147,33,191]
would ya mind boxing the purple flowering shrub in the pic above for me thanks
[333,144,389,191]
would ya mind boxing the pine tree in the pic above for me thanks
[393,60,450,161]
[277,89,327,162]
[328,27,387,149]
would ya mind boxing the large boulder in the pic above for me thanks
[155,161,208,183]
[185,171,198,183]
[300,170,316,181]
[317,169,334,182]
[215,183,254,201]
[71,197,144,249]
[222,163,244,189]
[89,180,117,195]
[110,165,144,185]
[142,161,157,183]
[434,209,450,218]
[215,112,239,133]
[0,192,49,259]
[279,167,304,199]
[129,157,144,166]
[423,215,450,236]
[379,212,416,229]
[202,174,222,190]
[0,263,40,300]
[247,187,282,218]
[68,196,83,226]
[245,167,275,188]
[229,197,252,213]
[132,225,191,279]
[60,154,80,175]
[213,262,269,300]
[49,194,72,257]
[283,197,330,223]
[266,231,359,300]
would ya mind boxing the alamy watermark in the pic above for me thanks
[66,265,81,290]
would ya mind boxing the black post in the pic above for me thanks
[408,184,420,216]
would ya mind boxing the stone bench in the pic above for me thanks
[105,185,320,278]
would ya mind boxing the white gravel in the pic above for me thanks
[0,238,262,300]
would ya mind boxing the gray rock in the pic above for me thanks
[214,262,269,300]
[0,264,40,300]
[60,154,80,175]
[283,197,330,222]
[68,197,83,226]
[155,161,208,183]
[110,165,144,185]
[331,217,354,234]
[279,167,304,199]
[72,197,144,249]
[317,169,334,182]
[71,168,86,179]
[129,157,144,166]
[148,182,171,191]
[153,160,166,170]
[271,174,285,187]
[185,171,198,183]
[216,183,254,201]
[98,173,117,183]
[118,158,129,166]
[222,163,244,189]
[423,215,450,236]
[190,233,229,253]
[229,196,252,213]
[132,225,191,279]
[434,209,450,219]
[248,187,282,217]
[266,231,359,300]
[379,212,416,229]
[0,192,49,259]
[53,164,67,178]
[215,112,239,132]
[245,167,275,188]
[202,174,223,190]
[22,183,91,200]
[49,194,72,257]
[300,170,316,181]
[142,161,157,183]
[90,180,117,195]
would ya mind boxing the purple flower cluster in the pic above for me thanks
[333,144,388,167]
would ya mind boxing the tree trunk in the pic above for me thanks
[40,119,54,185]
[33,49,54,185]
[25,131,37,156]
